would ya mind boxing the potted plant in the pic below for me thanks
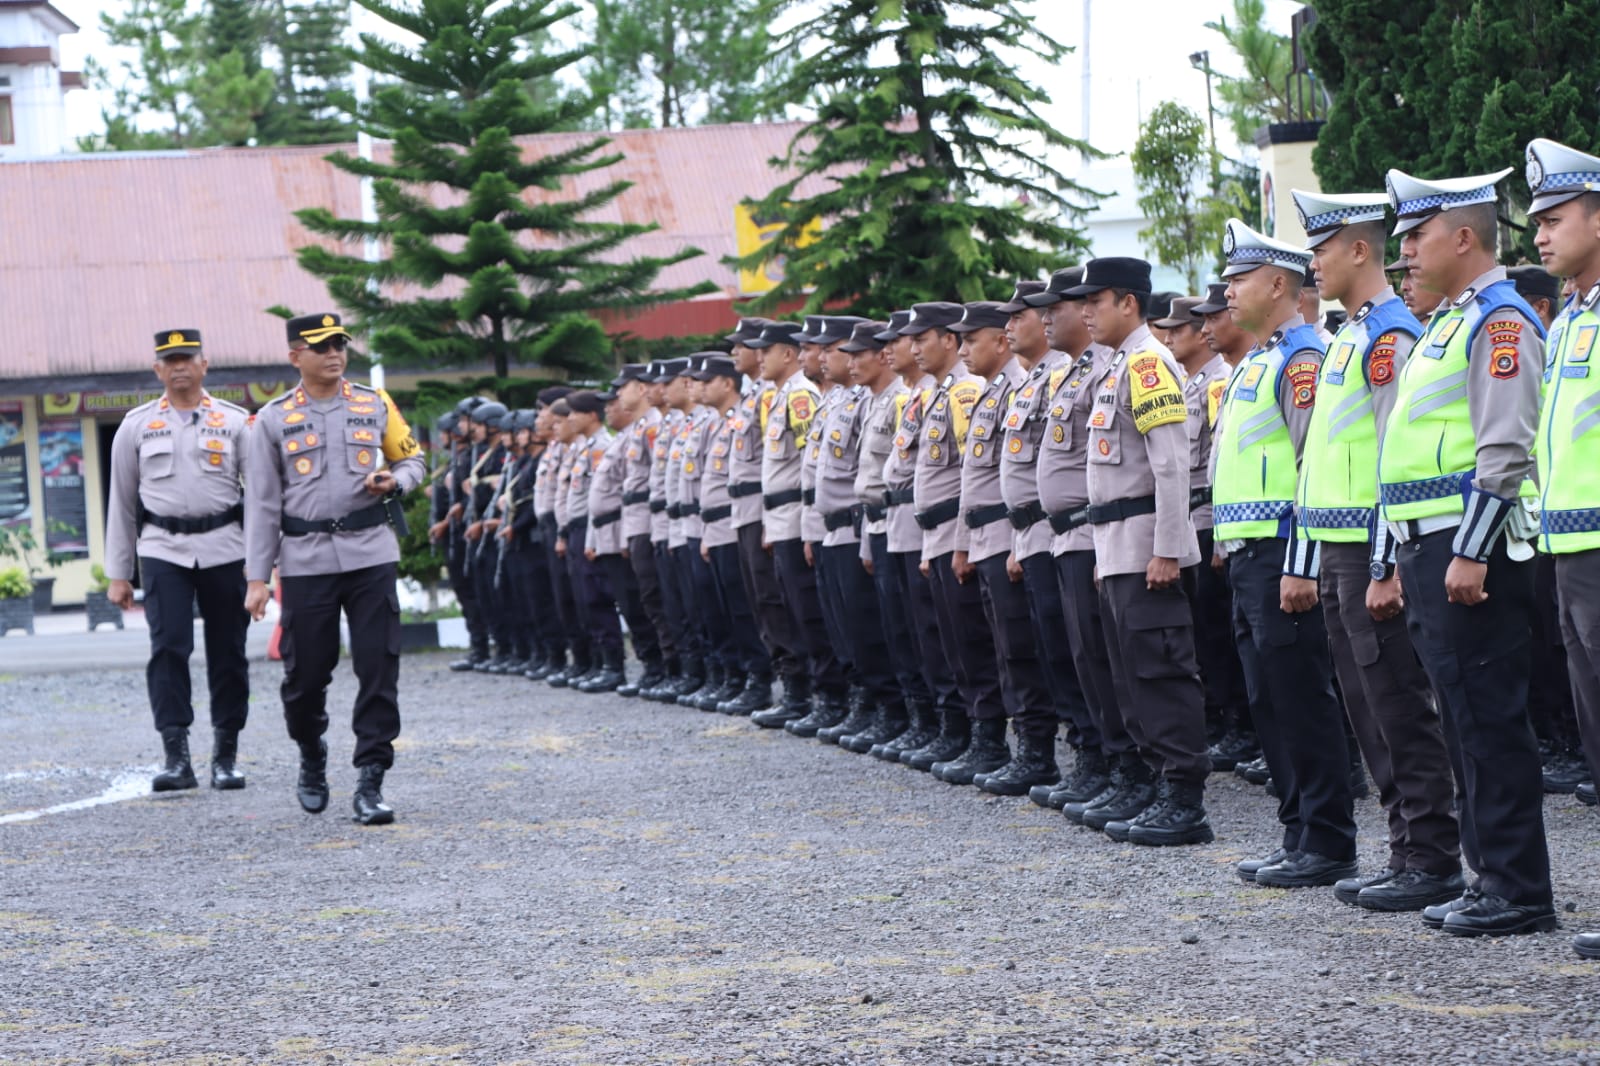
[0,522,69,613]
[0,566,35,636]
[85,563,123,631]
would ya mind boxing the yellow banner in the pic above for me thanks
[735,203,820,295]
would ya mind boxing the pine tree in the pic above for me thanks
[258,0,357,146]
[295,0,714,378]
[734,0,1099,316]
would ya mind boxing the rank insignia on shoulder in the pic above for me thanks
[1452,287,1476,308]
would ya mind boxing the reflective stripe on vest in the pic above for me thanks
[1538,299,1600,552]
[1297,298,1422,543]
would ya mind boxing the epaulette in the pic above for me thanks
[262,391,296,409]
[211,397,249,414]
[348,380,379,396]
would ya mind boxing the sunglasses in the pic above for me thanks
[304,336,349,354]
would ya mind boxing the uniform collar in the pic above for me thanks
[1449,265,1509,309]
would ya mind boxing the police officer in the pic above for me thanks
[618,364,673,696]
[1292,188,1464,911]
[1070,258,1212,846]
[561,390,627,692]
[105,328,252,793]
[547,397,597,688]
[1214,221,1356,878]
[643,358,697,701]
[244,312,424,825]
[1381,166,1554,936]
[675,355,737,708]
[498,409,560,678]
[442,396,489,670]
[1525,140,1600,957]
[466,402,512,672]
[527,388,574,680]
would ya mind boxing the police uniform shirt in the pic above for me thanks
[816,384,869,548]
[588,430,631,556]
[105,391,250,581]
[678,404,717,543]
[760,374,821,544]
[960,356,1028,564]
[245,379,424,581]
[1037,345,1115,555]
[801,385,844,544]
[1085,324,1201,576]
[650,409,682,544]
[534,439,563,520]
[1183,353,1230,533]
[567,429,606,525]
[701,408,740,550]
[728,378,772,530]
[621,407,661,541]
[881,374,936,555]
[913,368,985,562]
[554,439,578,531]
[999,349,1071,562]
[854,378,910,540]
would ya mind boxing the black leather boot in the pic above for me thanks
[579,648,626,693]
[618,661,661,699]
[1082,758,1157,833]
[874,699,937,761]
[785,689,850,737]
[932,718,1011,785]
[904,705,970,771]
[209,729,246,790]
[526,646,563,681]
[549,653,591,689]
[843,699,909,754]
[475,646,505,673]
[816,688,876,745]
[718,676,771,716]
[351,764,395,826]
[752,676,810,727]
[151,728,198,792]
[450,643,488,672]
[1033,747,1112,809]
[977,732,1059,796]
[672,662,709,705]
[296,738,329,814]
[1125,779,1214,846]
[697,673,743,712]
[1206,728,1260,772]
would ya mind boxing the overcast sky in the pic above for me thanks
[48,0,1309,164]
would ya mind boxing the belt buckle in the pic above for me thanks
[327,516,347,533]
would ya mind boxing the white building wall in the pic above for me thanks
[0,8,74,160]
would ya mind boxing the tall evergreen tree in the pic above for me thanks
[295,0,713,378]
[1202,0,1314,145]
[258,0,357,145]
[734,0,1099,316]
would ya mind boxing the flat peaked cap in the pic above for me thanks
[1220,219,1312,278]
[1385,167,1513,235]
[1291,189,1388,249]
[1526,138,1600,216]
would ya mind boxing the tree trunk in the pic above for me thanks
[492,315,509,379]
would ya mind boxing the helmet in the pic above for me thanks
[470,401,509,430]
[512,409,538,432]
[433,412,456,435]
[454,395,488,417]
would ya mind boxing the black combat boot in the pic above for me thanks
[786,688,850,738]
[351,764,394,826]
[640,660,680,702]
[151,728,198,792]
[1082,758,1157,833]
[751,675,811,727]
[526,644,562,681]
[579,648,626,693]
[619,659,663,699]
[977,732,1059,796]
[296,738,329,814]
[816,688,876,745]
[874,699,936,761]
[932,718,1011,785]
[1235,755,1271,785]
[209,729,247,790]
[1206,727,1260,772]
[1033,747,1111,809]
[842,699,909,754]
[670,661,708,705]
[548,650,591,689]
[697,670,743,712]
[1125,779,1215,846]
[449,641,489,672]
[718,676,771,716]
[475,645,505,673]
[904,705,970,771]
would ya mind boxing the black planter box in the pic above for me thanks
[0,596,35,635]
[399,620,439,652]
[85,590,124,631]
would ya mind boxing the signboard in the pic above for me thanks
[40,381,288,418]
[38,419,88,554]
[735,203,821,296]
[0,401,29,527]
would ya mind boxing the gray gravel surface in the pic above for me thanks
[2,652,1599,1065]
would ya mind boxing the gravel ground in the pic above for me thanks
[2,652,1599,1065]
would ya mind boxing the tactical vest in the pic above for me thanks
[1378,280,1543,523]
[1538,288,1600,552]
[1212,324,1322,540]
[1297,298,1420,543]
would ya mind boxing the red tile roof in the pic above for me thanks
[0,120,822,379]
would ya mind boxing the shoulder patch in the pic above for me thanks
[1206,379,1226,427]
[788,392,814,422]
[1286,360,1320,409]
[1369,333,1398,387]
[1128,352,1186,433]
[1490,345,1520,379]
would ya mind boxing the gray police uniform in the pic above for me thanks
[621,408,673,672]
[701,403,770,684]
[728,376,796,684]
[591,427,661,676]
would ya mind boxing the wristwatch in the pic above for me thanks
[1369,562,1395,582]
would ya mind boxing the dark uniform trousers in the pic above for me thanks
[975,553,1055,738]
[736,522,800,682]
[566,520,622,656]
[1401,532,1551,905]
[280,562,400,769]
[1194,528,1250,737]
[683,538,729,673]
[505,535,562,658]
[1055,550,1131,757]
[1230,541,1357,859]
[541,514,585,666]
[871,534,932,708]
[666,542,708,671]
[771,536,845,696]
[818,541,896,707]
[140,555,250,734]
[469,535,509,655]
[707,542,771,678]
[1098,570,1210,785]
[1531,554,1581,753]
[1019,551,1094,749]
[447,529,487,656]
[628,532,675,667]
[599,551,663,669]
[1320,542,1460,875]
[925,550,1005,722]
[1559,552,1600,783]
[892,548,952,711]
[655,539,696,669]
[495,540,534,661]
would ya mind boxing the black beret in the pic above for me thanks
[1508,264,1561,303]
[565,391,607,415]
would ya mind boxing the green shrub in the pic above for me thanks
[0,567,34,599]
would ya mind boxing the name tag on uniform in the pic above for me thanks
[1424,319,1462,359]
[1324,342,1355,386]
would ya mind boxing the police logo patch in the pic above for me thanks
[204,438,224,451]
[929,444,942,461]
[1141,371,1160,389]
[147,419,166,430]
[1090,411,1107,428]
[1491,346,1520,379]
[973,443,984,457]
[286,440,300,453]
[1008,437,1023,453]
[294,457,312,475]
[305,433,319,447]
[1005,413,1021,429]
[1096,439,1110,456]
[928,427,942,441]
[1022,386,1035,399]
[985,397,998,408]
[208,453,223,467]
[357,448,372,466]
[1369,336,1397,387]
[1052,425,1066,444]
[1286,360,1320,409]
[833,446,844,458]
[1052,406,1064,418]
[973,425,987,438]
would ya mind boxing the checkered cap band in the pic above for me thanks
[1301,207,1385,233]
[1225,246,1311,270]
[1543,507,1600,535]
[1537,170,1600,193]
[1214,501,1293,525]
[1394,187,1496,218]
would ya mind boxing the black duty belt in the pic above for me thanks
[914,498,960,530]
[964,503,1010,530]
[649,499,667,513]
[142,501,243,535]
[701,504,732,524]
[565,515,588,534]
[764,488,803,509]
[823,505,861,533]
[283,496,404,537]
[1087,494,1158,525]
[885,487,916,506]
[864,504,887,523]
[728,481,763,499]
[1189,486,1212,511]
[591,509,622,529]
[1047,505,1091,535]
[1007,501,1046,531]
[801,488,816,506]
[622,490,651,506]
[667,502,701,519]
